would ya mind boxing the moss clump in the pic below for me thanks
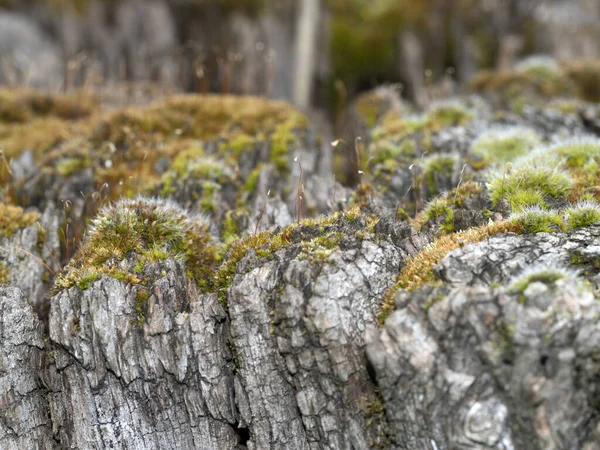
[372,114,427,142]
[299,232,342,264]
[422,153,459,195]
[509,264,577,299]
[222,132,255,155]
[0,203,40,238]
[379,220,522,325]
[486,159,571,212]
[470,127,542,166]
[244,164,263,194]
[54,197,218,292]
[270,119,297,172]
[55,157,87,177]
[509,206,565,233]
[425,101,474,130]
[564,200,600,229]
[415,197,455,234]
[551,137,600,169]
[370,139,416,167]
[514,55,562,81]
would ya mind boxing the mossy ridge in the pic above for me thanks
[378,220,522,325]
[53,197,218,293]
[3,92,308,205]
[212,206,375,308]
[91,94,308,144]
[0,203,40,238]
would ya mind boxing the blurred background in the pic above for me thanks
[0,0,599,113]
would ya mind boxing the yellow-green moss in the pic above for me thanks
[213,206,366,307]
[564,200,600,229]
[470,127,542,166]
[0,203,39,238]
[487,162,571,212]
[54,197,218,292]
[509,206,566,233]
[378,220,522,325]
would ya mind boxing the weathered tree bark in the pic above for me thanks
[0,287,52,449]
[367,226,600,449]
[45,259,240,449]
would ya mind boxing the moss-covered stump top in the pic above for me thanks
[54,197,217,292]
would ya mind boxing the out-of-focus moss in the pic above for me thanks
[0,203,39,238]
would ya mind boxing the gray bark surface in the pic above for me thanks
[0,287,53,450]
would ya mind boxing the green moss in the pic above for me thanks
[564,200,600,229]
[371,139,416,167]
[54,197,218,292]
[221,210,240,246]
[55,157,86,177]
[299,232,342,264]
[416,197,455,233]
[199,181,219,213]
[270,119,297,172]
[222,132,254,154]
[171,146,205,175]
[551,137,600,169]
[470,127,542,166]
[422,153,458,195]
[372,115,427,142]
[487,162,571,212]
[76,272,98,290]
[244,164,263,193]
[0,89,97,124]
[378,220,523,325]
[425,102,473,129]
[509,206,565,233]
[213,207,365,308]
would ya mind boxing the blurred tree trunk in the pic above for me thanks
[293,0,320,108]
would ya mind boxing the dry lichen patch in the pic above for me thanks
[378,220,522,325]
